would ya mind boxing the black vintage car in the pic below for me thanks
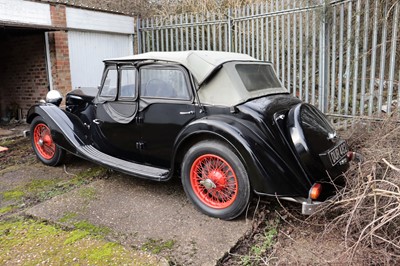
[27,51,353,220]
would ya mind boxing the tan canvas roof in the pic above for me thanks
[105,50,258,85]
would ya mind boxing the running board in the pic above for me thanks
[77,145,170,181]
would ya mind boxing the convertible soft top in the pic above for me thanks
[106,51,287,106]
[105,50,257,86]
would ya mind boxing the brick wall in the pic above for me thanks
[0,3,72,120]
[49,4,72,99]
[47,31,72,98]
[0,34,48,120]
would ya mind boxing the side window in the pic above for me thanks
[100,69,118,98]
[140,67,190,100]
[119,68,136,99]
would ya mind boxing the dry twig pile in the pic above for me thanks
[320,118,400,263]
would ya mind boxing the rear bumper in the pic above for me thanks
[280,197,323,215]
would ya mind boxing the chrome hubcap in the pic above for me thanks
[200,179,217,189]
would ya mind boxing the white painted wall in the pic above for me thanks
[68,31,134,90]
[0,0,51,26]
[0,1,135,34]
[0,0,136,92]
[66,7,135,34]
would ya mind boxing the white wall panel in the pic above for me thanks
[0,0,51,26]
[68,31,133,90]
[66,8,135,34]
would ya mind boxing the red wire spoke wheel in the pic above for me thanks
[182,140,250,220]
[30,116,65,166]
[190,154,238,209]
[33,123,55,160]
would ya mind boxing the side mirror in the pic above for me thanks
[46,90,63,106]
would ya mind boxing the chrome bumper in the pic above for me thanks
[280,197,323,215]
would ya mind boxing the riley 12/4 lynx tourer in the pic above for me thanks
[27,51,355,220]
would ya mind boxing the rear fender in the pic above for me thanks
[27,104,89,153]
[173,115,310,196]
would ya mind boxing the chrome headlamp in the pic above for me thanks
[45,90,63,106]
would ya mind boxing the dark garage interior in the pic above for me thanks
[0,27,50,123]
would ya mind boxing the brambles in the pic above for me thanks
[316,118,400,263]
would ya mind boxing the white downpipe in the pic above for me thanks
[44,32,53,91]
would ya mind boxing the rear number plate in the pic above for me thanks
[328,141,348,166]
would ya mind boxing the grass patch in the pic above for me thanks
[2,190,25,201]
[0,138,18,147]
[73,220,111,236]
[26,179,57,191]
[88,242,118,260]
[0,217,162,265]
[58,212,78,223]
[64,230,90,245]
[0,205,16,215]
[77,167,108,180]
[59,217,110,245]
[142,238,176,254]
[78,187,97,200]
[240,218,279,266]
[0,166,108,213]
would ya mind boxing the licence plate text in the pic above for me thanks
[328,141,348,166]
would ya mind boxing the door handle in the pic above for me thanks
[93,119,101,125]
[179,111,195,115]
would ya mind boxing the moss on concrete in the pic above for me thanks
[78,187,97,201]
[0,206,16,215]
[0,218,163,265]
[2,190,25,201]
[142,238,176,254]
[58,212,78,223]
[0,166,108,215]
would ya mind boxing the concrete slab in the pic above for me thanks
[26,173,252,265]
[0,123,29,139]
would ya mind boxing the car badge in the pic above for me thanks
[327,131,337,141]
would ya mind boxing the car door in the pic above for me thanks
[137,64,196,167]
[91,64,142,161]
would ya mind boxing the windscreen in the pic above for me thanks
[235,64,283,92]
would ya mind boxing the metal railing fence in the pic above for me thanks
[137,0,400,119]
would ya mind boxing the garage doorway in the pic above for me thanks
[68,31,133,90]
[0,28,49,123]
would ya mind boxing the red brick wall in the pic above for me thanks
[49,5,71,100]
[50,5,67,27]
[49,4,72,99]
[48,31,72,98]
[0,34,49,120]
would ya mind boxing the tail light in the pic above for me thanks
[309,183,322,200]
[347,151,355,161]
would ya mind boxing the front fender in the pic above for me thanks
[173,115,311,197]
[27,104,89,153]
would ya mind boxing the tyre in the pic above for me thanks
[181,140,251,220]
[30,116,65,166]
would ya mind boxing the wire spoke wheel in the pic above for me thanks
[30,116,65,166]
[191,154,238,209]
[33,123,56,160]
[182,140,251,220]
